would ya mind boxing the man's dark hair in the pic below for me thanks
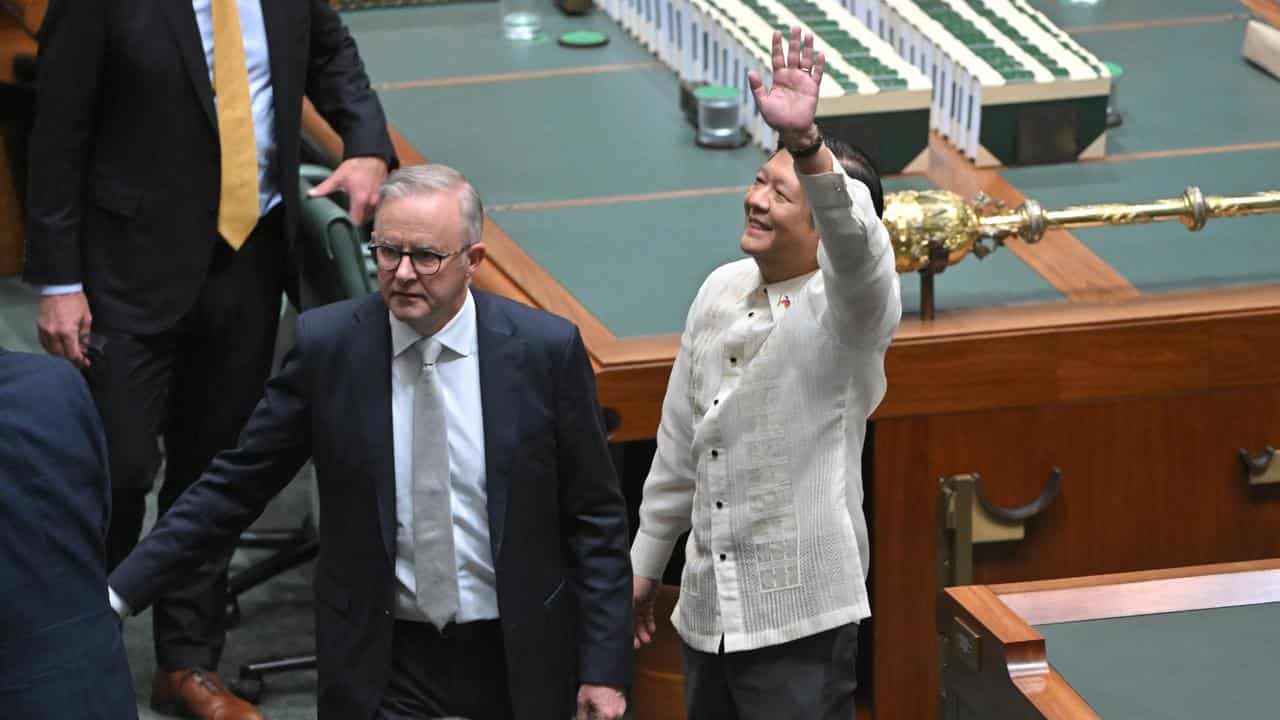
[776,132,886,219]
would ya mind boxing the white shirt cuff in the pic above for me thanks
[37,283,84,296]
[630,531,679,581]
[108,586,131,619]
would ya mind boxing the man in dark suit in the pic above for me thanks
[0,349,137,720]
[22,1,396,715]
[109,164,634,720]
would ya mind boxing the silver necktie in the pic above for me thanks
[411,337,459,628]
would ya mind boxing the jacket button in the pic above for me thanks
[711,450,719,458]
[716,501,724,509]
[729,357,737,364]
[719,553,727,561]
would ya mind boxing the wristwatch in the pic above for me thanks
[787,132,824,159]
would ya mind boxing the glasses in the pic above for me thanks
[369,241,463,276]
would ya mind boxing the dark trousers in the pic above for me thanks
[376,620,514,720]
[681,623,859,720]
[94,208,288,671]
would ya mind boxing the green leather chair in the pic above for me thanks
[295,163,376,310]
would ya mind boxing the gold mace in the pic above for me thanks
[885,184,1280,271]
[884,187,1280,274]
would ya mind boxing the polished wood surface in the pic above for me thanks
[881,292,1280,417]
[938,586,1097,720]
[991,557,1280,595]
[996,559,1280,625]
[1243,0,1280,29]
[939,560,1280,719]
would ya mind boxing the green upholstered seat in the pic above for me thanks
[296,164,376,310]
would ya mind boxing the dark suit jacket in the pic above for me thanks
[23,0,396,333]
[0,350,137,719]
[109,291,635,719]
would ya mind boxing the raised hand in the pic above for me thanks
[747,26,825,144]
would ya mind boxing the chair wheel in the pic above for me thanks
[231,675,263,704]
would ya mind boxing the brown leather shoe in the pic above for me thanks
[151,669,264,720]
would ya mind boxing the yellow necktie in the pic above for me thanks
[212,0,259,250]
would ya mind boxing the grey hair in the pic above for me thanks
[376,164,484,247]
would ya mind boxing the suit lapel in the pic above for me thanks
[351,295,398,562]
[158,1,217,134]
[475,293,523,564]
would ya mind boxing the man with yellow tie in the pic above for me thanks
[23,0,396,717]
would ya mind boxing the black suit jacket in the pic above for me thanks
[23,0,395,332]
[0,350,137,719]
[109,291,635,719]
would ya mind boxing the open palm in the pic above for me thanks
[748,27,825,135]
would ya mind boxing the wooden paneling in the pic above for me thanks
[1212,312,1280,386]
[967,387,1280,583]
[0,134,21,275]
[869,415,939,720]
[880,332,1059,417]
[1055,321,1211,401]
[879,286,1280,419]
[597,361,673,441]
[872,383,1280,719]
[588,284,1280,439]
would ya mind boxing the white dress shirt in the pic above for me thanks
[389,290,497,623]
[631,167,902,654]
[43,0,279,297]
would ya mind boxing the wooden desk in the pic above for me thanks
[939,559,1280,718]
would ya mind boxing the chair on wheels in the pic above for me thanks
[228,163,376,701]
